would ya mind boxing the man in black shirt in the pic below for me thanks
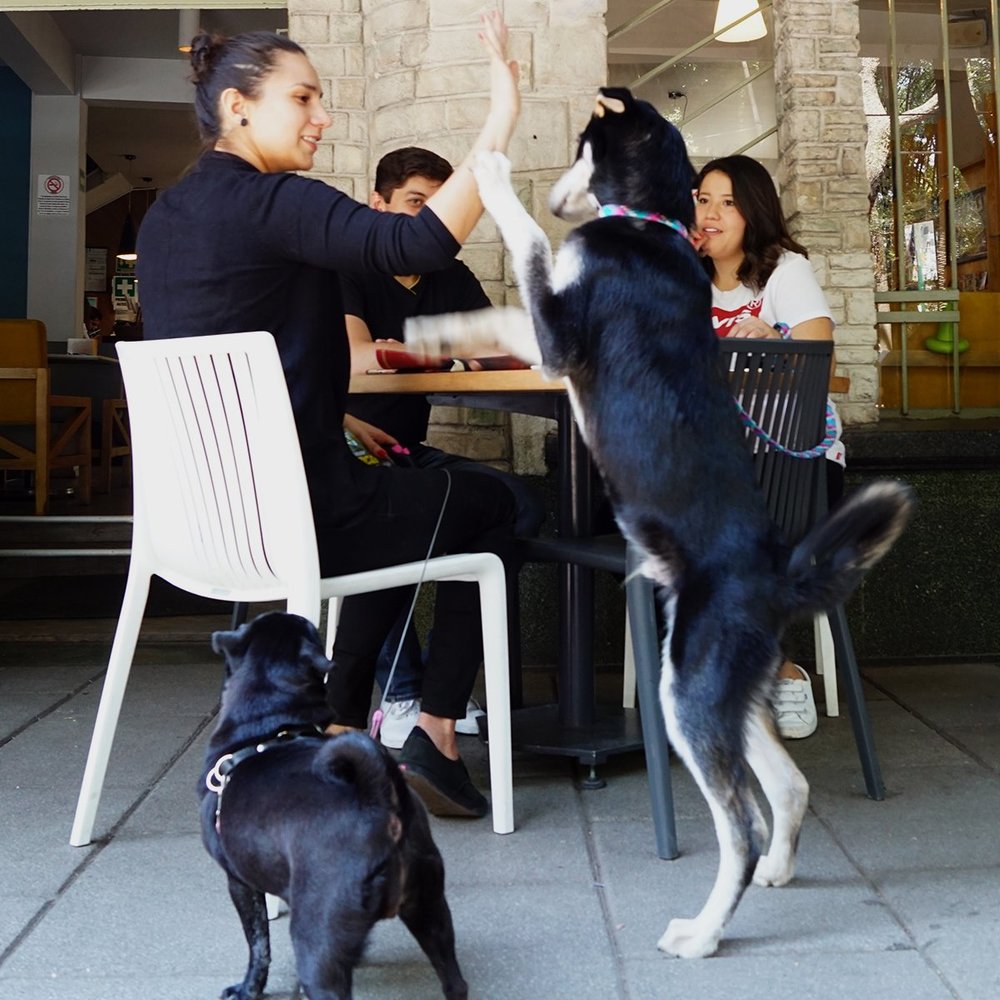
[342,147,544,749]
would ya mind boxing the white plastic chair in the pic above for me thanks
[70,331,512,846]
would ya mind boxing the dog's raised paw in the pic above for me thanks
[471,150,514,215]
[472,149,511,184]
[404,313,448,358]
[753,851,796,887]
[657,917,721,959]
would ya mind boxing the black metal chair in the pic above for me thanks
[517,339,883,861]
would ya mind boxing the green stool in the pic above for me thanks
[925,321,970,355]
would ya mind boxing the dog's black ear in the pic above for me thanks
[287,614,330,677]
[211,627,242,656]
[300,635,334,680]
[596,86,635,116]
[291,614,322,647]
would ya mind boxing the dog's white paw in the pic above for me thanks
[405,313,447,358]
[753,851,796,887]
[657,917,721,959]
[472,150,514,216]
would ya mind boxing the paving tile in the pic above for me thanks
[879,868,1000,1000]
[591,812,908,961]
[365,880,620,1000]
[2,642,999,1000]
[810,764,1000,873]
[622,950,956,1000]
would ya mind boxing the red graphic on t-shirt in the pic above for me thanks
[711,297,763,337]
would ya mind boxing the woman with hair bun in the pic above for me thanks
[137,13,520,818]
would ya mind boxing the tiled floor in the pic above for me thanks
[1,619,998,999]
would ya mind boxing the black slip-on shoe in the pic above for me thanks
[398,726,488,818]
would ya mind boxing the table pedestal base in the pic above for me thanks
[501,704,645,770]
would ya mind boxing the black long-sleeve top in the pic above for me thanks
[136,151,460,532]
[342,261,491,445]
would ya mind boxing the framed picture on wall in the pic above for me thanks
[85,247,108,292]
[905,218,938,285]
[955,187,987,263]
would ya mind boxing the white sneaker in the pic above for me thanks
[378,699,421,749]
[455,698,485,736]
[772,664,818,739]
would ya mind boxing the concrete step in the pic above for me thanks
[0,515,132,577]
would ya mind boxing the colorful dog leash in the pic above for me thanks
[732,324,837,459]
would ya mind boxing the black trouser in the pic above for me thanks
[372,443,545,701]
[319,466,516,729]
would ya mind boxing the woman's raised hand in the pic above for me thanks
[479,10,520,153]
[420,11,520,243]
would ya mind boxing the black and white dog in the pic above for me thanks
[407,88,912,958]
[201,611,467,1000]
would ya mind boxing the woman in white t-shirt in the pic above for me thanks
[693,154,841,741]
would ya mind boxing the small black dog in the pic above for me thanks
[200,611,467,1000]
[408,88,912,958]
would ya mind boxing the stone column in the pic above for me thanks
[288,0,368,199]
[496,1,609,473]
[773,0,879,424]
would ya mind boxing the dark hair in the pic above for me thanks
[374,147,453,202]
[189,31,306,143]
[694,155,809,293]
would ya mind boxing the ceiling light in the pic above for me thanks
[117,154,138,261]
[714,0,767,44]
[116,214,137,261]
[178,8,200,53]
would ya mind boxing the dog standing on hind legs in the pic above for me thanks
[407,87,913,958]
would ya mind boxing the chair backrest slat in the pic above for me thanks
[718,339,833,546]
[0,319,47,423]
[117,332,320,611]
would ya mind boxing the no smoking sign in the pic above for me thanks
[36,173,71,216]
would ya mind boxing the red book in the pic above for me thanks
[373,347,531,373]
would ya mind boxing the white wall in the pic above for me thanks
[27,94,86,340]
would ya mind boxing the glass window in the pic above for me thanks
[861,2,999,413]
[607,2,776,167]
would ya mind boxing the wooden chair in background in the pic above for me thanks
[0,318,92,514]
[99,396,131,493]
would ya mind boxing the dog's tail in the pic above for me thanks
[781,479,913,617]
[313,732,398,809]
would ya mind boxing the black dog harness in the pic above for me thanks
[205,725,327,833]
